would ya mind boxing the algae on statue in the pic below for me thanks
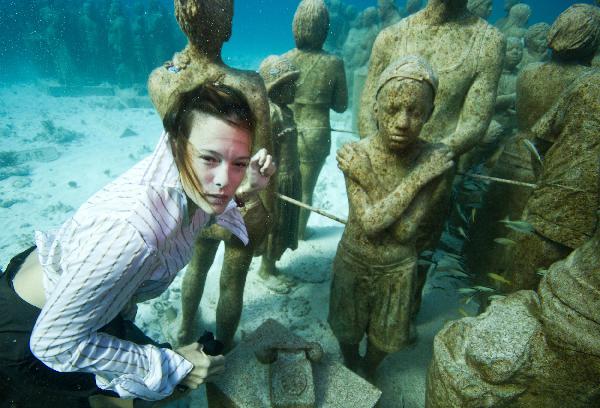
[357,0,504,314]
[330,57,453,382]
[465,4,600,293]
[257,56,303,281]
[426,216,600,408]
[147,0,274,351]
[282,0,348,240]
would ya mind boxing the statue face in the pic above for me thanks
[475,0,492,19]
[529,31,548,53]
[505,40,523,68]
[376,79,434,152]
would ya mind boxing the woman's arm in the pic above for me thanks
[30,217,193,400]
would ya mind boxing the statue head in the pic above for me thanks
[375,56,438,151]
[360,7,380,28]
[525,23,550,54]
[175,0,234,51]
[505,37,524,69]
[547,4,600,61]
[508,3,531,26]
[293,0,330,51]
[467,0,492,19]
[258,55,300,105]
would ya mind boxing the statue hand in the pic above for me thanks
[336,143,371,182]
[417,144,454,182]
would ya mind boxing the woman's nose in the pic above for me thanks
[213,164,230,189]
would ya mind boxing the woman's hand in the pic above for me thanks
[176,342,225,389]
[239,148,276,195]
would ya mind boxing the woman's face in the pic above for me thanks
[182,113,251,215]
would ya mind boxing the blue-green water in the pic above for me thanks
[0,1,598,407]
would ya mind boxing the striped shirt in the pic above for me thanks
[30,132,248,400]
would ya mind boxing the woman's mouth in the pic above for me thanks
[205,194,229,205]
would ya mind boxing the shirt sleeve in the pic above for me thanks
[30,216,193,400]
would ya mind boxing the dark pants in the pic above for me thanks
[0,247,165,408]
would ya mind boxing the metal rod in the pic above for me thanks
[297,126,359,136]
[459,172,537,188]
[277,193,347,225]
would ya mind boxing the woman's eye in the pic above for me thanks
[235,162,249,169]
[199,155,218,164]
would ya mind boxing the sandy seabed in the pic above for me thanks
[0,84,473,408]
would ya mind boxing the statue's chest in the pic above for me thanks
[393,26,480,81]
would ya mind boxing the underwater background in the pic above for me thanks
[0,1,598,407]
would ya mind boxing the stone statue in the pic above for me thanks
[519,22,550,69]
[378,0,401,29]
[77,0,102,82]
[282,0,348,240]
[343,7,380,95]
[256,56,302,280]
[467,0,492,21]
[147,0,274,351]
[324,0,352,53]
[357,0,504,314]
[459,36,522,172]
[108,0,133,85]
[500,3,531,39]
[495,0,519,31]
[503,69,600,291]
[464,4,600,292]
[426,216,600,408]
[330,57,454,381]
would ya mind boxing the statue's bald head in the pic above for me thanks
[175,0,234,49]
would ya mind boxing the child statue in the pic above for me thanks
[500,3,531,40]
[329,57,453,381]
[357,0,504,315]
[257,56,303,280]
[283,0,348,240]
[519,23,550,69]
[147,0,274,351]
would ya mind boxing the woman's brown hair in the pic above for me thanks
[163,82,256,197]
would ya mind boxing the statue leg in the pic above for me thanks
[177,237,220,346]
[216,241,253,352]
[363,339,388,382]
[298,158,326,240]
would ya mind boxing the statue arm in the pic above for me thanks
[346,169,434,237]
[441,31,506,157]
[331,58,349,113]
[391,175,446,243]
[245,77,276,216]
[357,30,393,138]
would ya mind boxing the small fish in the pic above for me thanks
[500,217,535,234]
[522,139,542,164]
[458,307,470,317]
[473,285,495,293]
[456,204,469,224]
[537,268,548,277]
[431,285,446,291]
[494,237,517,246]
[457,226,469,241]
[458,287,477,294]
[471,208,477,223]
[487,272,511,285]
[465,295,475,305]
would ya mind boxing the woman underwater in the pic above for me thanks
[0,82,276,406]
